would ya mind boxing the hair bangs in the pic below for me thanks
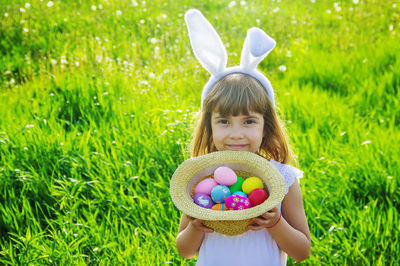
[204,73,270,117]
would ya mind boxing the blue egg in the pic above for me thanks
[211,185,231,203]
[232,191,248,198]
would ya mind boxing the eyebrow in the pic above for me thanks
[244,115,261,119]
[213,115,261,120]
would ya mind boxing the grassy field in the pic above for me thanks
[1,0,399,264]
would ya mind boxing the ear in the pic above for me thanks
[185,9,227,76]
[240,27,276,70]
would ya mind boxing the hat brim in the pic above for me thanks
[170,150,286,221]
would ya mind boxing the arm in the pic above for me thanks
[248,178,311,261]
[176,214,214,259]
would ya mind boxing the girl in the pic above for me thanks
[176,9,310,265]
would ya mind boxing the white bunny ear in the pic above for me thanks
[185,9,227,75]
[240,27,276,70]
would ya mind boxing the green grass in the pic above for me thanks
[1,0,399,264]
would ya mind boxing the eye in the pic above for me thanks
[244,119,256,125]
[218,119,229,124]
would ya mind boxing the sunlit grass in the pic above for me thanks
[1,0,399,264]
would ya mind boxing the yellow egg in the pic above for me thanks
[242,177,263,195]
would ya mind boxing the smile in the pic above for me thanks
[226,144,248,150]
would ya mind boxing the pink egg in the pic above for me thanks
[225,195,252,210]
[214,166,237,186]
[194,178,218,195]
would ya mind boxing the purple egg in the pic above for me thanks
[193,193,214,209]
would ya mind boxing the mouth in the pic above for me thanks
[226,144,248,150]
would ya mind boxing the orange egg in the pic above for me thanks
[211,203,226,211]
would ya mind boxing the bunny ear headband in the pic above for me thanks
[185,9,276,107]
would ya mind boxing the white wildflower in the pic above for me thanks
[228,1,236,8]
[278,65,287,72]
[361,140,371,145]
[334,2,341,12]
[60,56,68,64]
[47,1,54,7]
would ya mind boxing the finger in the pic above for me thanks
[192,219,214,233]
[199,225,214,233]
[199,221,214,233]
[186,215,195,221]
[269,206,279,212]
[254,216,272,225]
[248,224,265,231]
[260,212,275,220]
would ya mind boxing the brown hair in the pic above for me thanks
[189,73,296,165]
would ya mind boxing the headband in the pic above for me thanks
[184,9,276,107]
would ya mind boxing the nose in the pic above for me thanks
[229,125,244,139]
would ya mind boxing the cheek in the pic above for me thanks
[253,127,265,142]
[212,129,224,142]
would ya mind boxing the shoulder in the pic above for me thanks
[269,159,303,194]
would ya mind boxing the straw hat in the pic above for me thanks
[170,150,286,236]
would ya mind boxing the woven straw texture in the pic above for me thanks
[170,150,286,236]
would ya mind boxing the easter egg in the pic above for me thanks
[211,203,226,211]
[229,176,245,193]
[214,166,237,186]
[242,177,264,195]
[232,191,247,198]
[194,178,218,195]
[248,188,268,207]
[211,185,231,203]
[225,195,252,210]
[193,193,214,209]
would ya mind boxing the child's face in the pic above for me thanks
[211,111,264,154]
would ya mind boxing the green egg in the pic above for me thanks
[229,176,245,193]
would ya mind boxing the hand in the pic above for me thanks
[187,216,214,233]
[248,206,281,231]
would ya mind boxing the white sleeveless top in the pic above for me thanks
[196,160,303,266]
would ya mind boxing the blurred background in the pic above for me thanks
[0,0,399,264]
